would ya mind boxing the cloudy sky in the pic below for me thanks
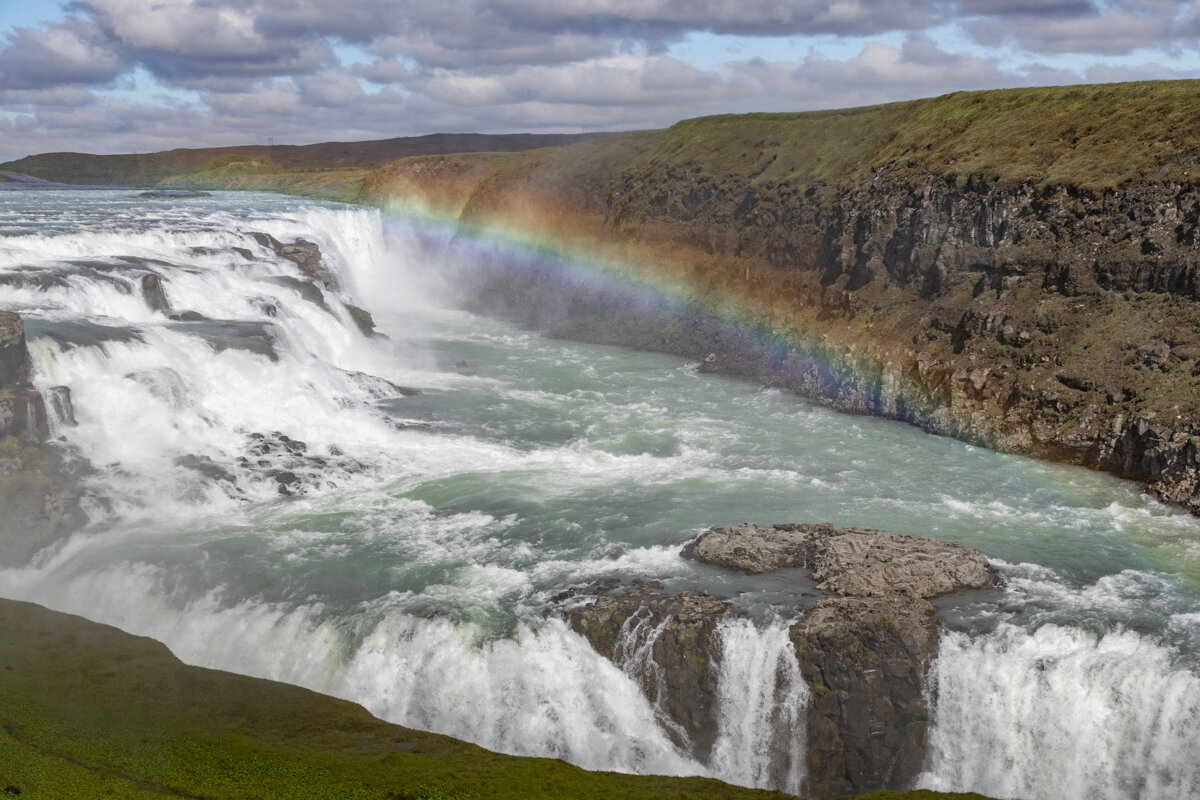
[1,0,1199,162]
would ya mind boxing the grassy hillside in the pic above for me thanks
[0,598,991,800]
[0,132,618,188]
[361,80,1200,220]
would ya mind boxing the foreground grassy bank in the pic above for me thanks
[0,598,993,800]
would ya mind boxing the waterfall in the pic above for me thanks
[4,193,1200,800]
[710,618,808,795]
[920,624,1200,800]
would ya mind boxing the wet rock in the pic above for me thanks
[276,434,307,455]
[251,232,336,289]
[791,594,937,798]
[0,311,29,387]
[168,310,209,322]
[0,436,87,564]
[345,303,379,337]
[140,274,170,315]
[263,275,331,312]
[273,471,300,495]
[566,523,997,799]
[561,581,729,760]
[173,454,236,485]
[0,312,87,564]
[0,388,49,442]
[685,522,995,599]
[684,522,994,798]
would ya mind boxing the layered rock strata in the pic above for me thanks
[371,111,1200,514]
[562,522,996,799]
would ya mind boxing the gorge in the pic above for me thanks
[3,82,1200,800]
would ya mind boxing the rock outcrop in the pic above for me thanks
[561,582,729,760]
[251,233,379,336]
[251,232,337,290]
[684,522,995,598]
[687,522,994,798]
[0,310,86,564]
[562,523,996,799]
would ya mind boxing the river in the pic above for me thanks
[0,190,1197,799]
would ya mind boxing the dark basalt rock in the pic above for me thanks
[790,594,936,798]
[561,581,729,761]
[251,232,336,290]
[141,273,171,315]
[346,303,379,337]
[263,275,331,313]
[0,311,29,387]
[687,522,996,798]
[167,311,210,322]
[561,523,997,799]
[173,454,236,485]
[450,172,1200,517]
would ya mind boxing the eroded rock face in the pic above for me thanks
[451,172,1200,517]
[687,522,995,797]
[251,232,336,290]
[0,310,29,386]
[0,311,86,564]
[561,581,729,761]
[561,523,996,799]
[791,594,937,798]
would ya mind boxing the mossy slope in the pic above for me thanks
[0,599,989,800]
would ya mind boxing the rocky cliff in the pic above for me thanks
[561,522,996,799]
[0,310,85,563]
[363,80,1200,514]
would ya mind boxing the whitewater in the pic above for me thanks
[0,190,1198,799]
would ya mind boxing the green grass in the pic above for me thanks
[612,80,1200,192]
[0,599,992,800]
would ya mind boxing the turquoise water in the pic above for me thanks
[0,191,1197,799]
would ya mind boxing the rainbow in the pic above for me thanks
[375,198,958,444]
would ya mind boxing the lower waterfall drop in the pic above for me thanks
[920,624,1200,800]
[710,617,808,795]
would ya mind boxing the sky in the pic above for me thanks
[1,1,1200,162]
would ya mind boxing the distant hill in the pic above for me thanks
[0,131,621,188]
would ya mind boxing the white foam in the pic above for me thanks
[921,624,1200,800]
[710,618,808,794]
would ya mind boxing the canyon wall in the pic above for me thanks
[364,82,1200,512]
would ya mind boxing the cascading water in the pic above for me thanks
[1,190,1199,799]
[710,618,808,795]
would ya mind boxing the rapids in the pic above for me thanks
[0,190,1198,799]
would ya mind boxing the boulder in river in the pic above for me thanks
[563,522,997,799]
